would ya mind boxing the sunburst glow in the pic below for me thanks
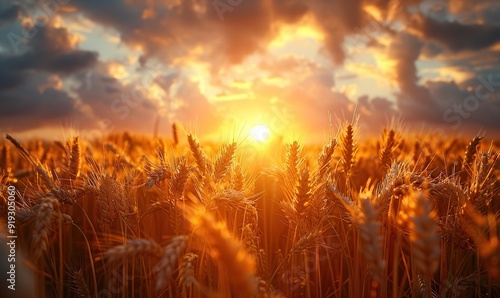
[250,125,271,143]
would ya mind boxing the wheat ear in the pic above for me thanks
[32,197,59,260]
[295,168,311,217]
[380,129,396,169]
[68,137,81,180]
[285,141,300,180]
[143,154,173,188]
[103,239,161,264]
[464,136,482,169]
[172,122,179,146]
[69,268,91,298]
[213,142,237,180]
[188,134,209,176]
[316,138,336,181]
[341,124,357,178]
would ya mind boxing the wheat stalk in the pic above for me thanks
[6,134,57,190]
[0,144,11,173]
[413,141,421,167]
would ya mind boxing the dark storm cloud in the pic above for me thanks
[426,77,500,134]
[27,26,98,73]
[47,50,99,74]
[0,73,76,131]
[0,24,98,88]
[0,68,24,90]
[386,30,500,132]
[411,14,500,52]
[0,4,22,27]
[69,0,142,33]
[387,32,442,122]
[480,3,500,25]
[0,16,97,132]
[357,95,399,134]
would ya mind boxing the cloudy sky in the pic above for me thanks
[1,0,500,140]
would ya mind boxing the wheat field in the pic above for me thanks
[0,123,499,298]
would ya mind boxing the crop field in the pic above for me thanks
[0,124,499,298]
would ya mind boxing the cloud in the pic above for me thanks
[410,14,500,52]
[0,4,22,28]
[174,79,223,134]
[0,16,97,132]
[71,62,159,133]
[385,32,442,122]
[70,61,221,136]
[217,54,401,138]
[0,23,98,88]
[63,0,423,69]
[480,2,500,25]
[1,0,500,137]
[0,72,77,131]
[385,28,500,133]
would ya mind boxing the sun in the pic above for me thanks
[250,125,271,143]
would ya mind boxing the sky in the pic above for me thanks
[0,0,500,141]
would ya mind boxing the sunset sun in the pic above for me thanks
[250,125,271,143]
